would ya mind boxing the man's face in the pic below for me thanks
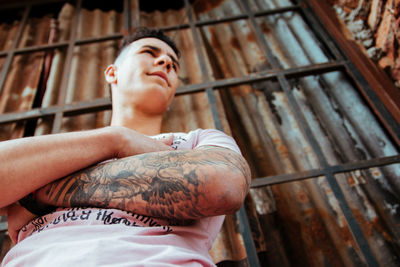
[110,37,180,114]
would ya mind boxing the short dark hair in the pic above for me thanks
[116,27,180,60]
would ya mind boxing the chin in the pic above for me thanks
[134,85,173,113]
[142,100,169,115]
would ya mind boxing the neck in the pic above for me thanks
[111,104,163,136]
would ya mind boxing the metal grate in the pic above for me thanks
[0,0,399,266]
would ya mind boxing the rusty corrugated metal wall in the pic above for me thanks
[1,0,399,266]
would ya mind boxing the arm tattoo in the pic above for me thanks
[39,146,250,221]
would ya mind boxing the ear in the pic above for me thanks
[104,65,117,84]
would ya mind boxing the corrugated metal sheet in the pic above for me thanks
[0,21,19,51]
[0,0,399,266]
[0,14,50,141]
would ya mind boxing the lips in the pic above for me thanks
[149,71,170,86]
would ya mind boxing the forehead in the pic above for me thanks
[129,37,178,59]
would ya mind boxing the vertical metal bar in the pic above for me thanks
[51,0,82,133]
[237,206,261,267]
[183,0,222,130]
[294,0,344,61]
[131,0,140,29]
[297,0,400,258]
[205,88,223,131]
[123,0,132,33]
[324,172,379,266]
[239,0,379,265]
[183,1,261,265]
[297,1,400,260]
[345,62,400,146]
[280,75,380,266]
[0,5,31,96]
[183,0,208,81]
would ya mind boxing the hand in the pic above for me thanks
[6,203,36,244]
[110,126,174,158]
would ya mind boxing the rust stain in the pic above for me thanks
[297,191,310,203]
[347,175,356,186]
[207,27,233,80]
[260,21,271,34]
[307,210,343,265]
[209,27,221,52]
[372,170,381,178]
[278,143,288,155]
[246,32,256,42]
[311,207,359,259]
[1,1,399,265]
[193,0,225,14]
[0,58,4,71]
[350,208,393,243]
[271,185,346,265]
[230,36,240,50]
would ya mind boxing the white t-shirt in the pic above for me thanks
[2,129,241,267]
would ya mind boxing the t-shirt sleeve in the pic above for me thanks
[195,129,242,155]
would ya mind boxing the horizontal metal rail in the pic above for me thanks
[177,61,346,94]
[0,33,124,57]
[0,61,346,124]
[251,155,400,187]
[0,5,300,56]
[159,5,300,32]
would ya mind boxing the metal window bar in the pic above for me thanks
[251,155,400,187]
[0,61,347,125]
[0,34,124,59]
[51,0,82,133]
[183,0,260,265]
[158,5,301,32]
[295,0,400,147]
[295,0,400,258]
[0,0,399,265]
[239,0,380,265]
[0,4,300,59]
[123,0,132,33]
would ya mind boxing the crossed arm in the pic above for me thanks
[36,145,251,221]
[0,126,174,209]
[2,126,250,237]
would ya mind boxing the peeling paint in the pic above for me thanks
[332,0,400,87]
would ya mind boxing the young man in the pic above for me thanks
[0,28,250,266]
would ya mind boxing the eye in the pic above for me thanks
[172,63,178,71]
[143,49,155,56]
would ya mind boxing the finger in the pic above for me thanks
[157,143,174,151]
[160,134,174,146]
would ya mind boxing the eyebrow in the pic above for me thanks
[141,45,180,68]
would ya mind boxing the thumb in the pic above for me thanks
[160,134,174,146]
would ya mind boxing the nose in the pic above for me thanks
[155,54,173,72]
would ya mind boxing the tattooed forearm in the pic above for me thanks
[37,146,250,220]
